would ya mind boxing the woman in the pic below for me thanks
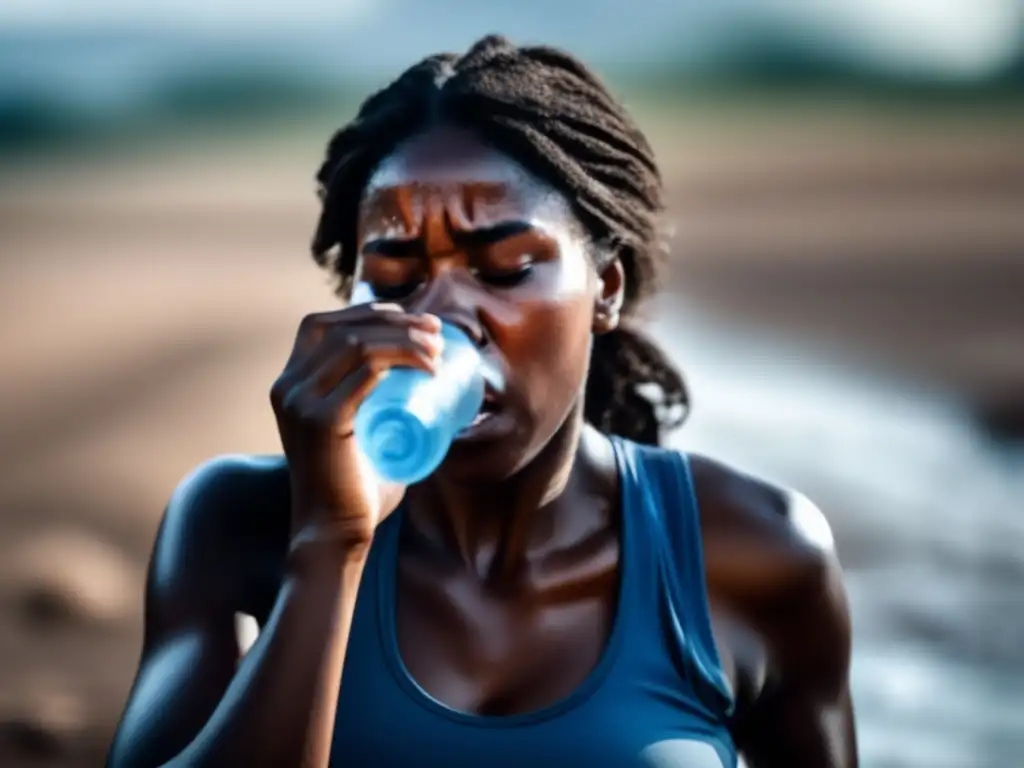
[108,35,856,768]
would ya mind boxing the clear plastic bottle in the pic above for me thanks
[354,322,486,484]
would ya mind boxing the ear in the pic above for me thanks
[593,258,625,335]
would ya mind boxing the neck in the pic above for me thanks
[404,411,615,582]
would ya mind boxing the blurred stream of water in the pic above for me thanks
[651,302,1024,768]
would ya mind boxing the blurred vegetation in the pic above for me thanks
[0,69,359,159]
[2,39,1023,161]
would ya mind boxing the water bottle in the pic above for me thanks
[353,321,488,485]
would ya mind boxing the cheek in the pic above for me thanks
[504,297,594,418]
[527,239,594,302]
[499,245,596,407]
[551,242,593,296]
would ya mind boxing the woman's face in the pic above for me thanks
[354,126,623,480]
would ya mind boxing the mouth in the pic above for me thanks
[457,386,507,438]
[470,388,501,425]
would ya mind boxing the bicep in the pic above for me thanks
[703,473,856,766]
[732,552,857,768]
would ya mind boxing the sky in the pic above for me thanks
[0,0,376,30]
[1,0,1022,80]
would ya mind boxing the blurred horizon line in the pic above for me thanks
[3,10,1024,158]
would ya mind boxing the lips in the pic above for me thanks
[456,385,509,440]
[469,387,500,424]
[483,384,500,408]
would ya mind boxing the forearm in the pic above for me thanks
[166,542,369,768]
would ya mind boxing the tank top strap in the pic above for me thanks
[618,438,734,717]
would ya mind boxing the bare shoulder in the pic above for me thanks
[162,454,290,540]
[687,452,851,700]
[150,454,291,619]
[687,453,839,597]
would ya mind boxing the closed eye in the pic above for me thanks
[476,265,534,288]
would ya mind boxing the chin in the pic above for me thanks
[439,436,531,484]
[441,410,578,485]
[440,419,558,483]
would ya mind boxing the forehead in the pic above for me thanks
[360,126,574,225]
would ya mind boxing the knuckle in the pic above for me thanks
[269,381,286,409]
[298,312,320,333]
[344,332,365,354]
[379,308,408,323]
[334,413,357,435]
[279,383,307,417]
[269,373,296,409]
[297,312,329,342]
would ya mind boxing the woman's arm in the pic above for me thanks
[692,456,858,768]
[107,456,370,768]
[730,547,856,768]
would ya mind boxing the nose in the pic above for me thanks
[407,272,486,347]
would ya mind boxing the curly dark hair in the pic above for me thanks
[311,34,687,445]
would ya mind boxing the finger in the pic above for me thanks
[282,362,383,434]
[343,325,443,360]
[309,340,438,399]
[304,325,441,381]
[312,304,440,330]
[326,301,405,321]
[283,320,441,387]
[339,307,441,334]
[283,304,399,364]
[286,307,441,366]
[317,362,387,431]
[277,328,440,419]
[275,342,356,402]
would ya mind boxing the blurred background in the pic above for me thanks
[1,2,1023,766]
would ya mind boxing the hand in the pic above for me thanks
[270,304,442,548]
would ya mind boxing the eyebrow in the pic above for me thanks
[362,220,535,258]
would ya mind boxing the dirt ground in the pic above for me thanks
[0,118,1021,766]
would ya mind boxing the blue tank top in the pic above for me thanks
[331,436,738,767]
